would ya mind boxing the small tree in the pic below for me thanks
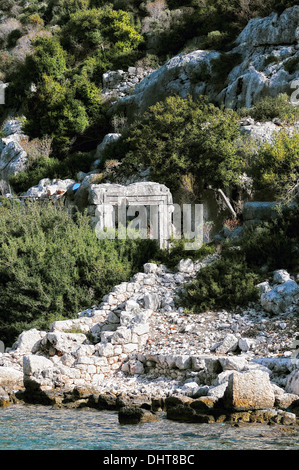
[106,95,243,201]
[251,130,299,200]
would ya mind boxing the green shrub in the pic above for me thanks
[178,203,299,314]
[9,156,60,194]
[60,6,143,62]
[0,201,160,346]
[251,130,299,199]
[178,252,261,313]
[246,94,299,123]
[104,95,243,198]
[241,204,299,273]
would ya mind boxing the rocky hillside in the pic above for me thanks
[111,6,299,119]
[0,1,298,427]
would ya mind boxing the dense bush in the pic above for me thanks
[178,203,299,313]
[60,6,143,62]
[0,202,160,346]
[251,130,299,199]
[102,95,244,198]
[241,203,299,273]
[3,4,143,156]
[243,94,299,123]
[178,252,261,313]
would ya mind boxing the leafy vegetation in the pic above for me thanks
[101,95,244,199]
[2,3,143,156]
[178,252,261,313]
[240,94,299,123]
[0,201,160,346]
[0,0,298,332]
[251,130,299,200]
[178,203,299,313]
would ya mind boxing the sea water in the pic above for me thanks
[0,405,298,451]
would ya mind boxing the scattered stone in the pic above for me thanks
[214,334,239,354]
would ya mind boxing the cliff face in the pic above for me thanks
[111,6,299,120]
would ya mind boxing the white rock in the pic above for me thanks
[13,329,46,353]
[0,367,23,389]
[95,133,121,161]
[238,337,256,352]
[208,382,228,399]
[219,356,249,371]
[286,370,299,395]
[96,342,115,357]
[214,334,239,354]
[261,280,299,314]
[144,263,158,274]
[42,331,87,355]
[23,355,54,377]
[111,327,132,344]
[143,293,160,311]
[177,259,194,273]
[273,269,291,284]
[2,120,23,137]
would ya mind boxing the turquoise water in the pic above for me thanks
[0,405,298,450]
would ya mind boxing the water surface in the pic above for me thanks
[0,405,298,450]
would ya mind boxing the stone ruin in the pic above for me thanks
[70,181,175,249]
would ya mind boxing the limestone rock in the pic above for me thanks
[23,355,54,378]
[40,331,87,356]
[273,269,292,284]
[238,337,256,353]
[223,370,275,411]
[236,6,299,46]
[0,139,27,182]
[261,279,299,314]
[13,328,46,354]
[2,119,23,137]
[143,293,160,311]
[219,356,249,372]
[0,367,23,390]
[214,334,239,354]
[118,406,160,424]
[94,133,121,165]
[111,6,299,118]
[22,178,75,199]
[177,259,194,274]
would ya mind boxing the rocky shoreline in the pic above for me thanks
[0,256,299,427]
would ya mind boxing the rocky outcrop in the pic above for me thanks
[110,6,299,120]
[260,270,299,315]
[0,119,28,191]
[21,178,75,199]
[92,133,121,169]
[223,370,275,411]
